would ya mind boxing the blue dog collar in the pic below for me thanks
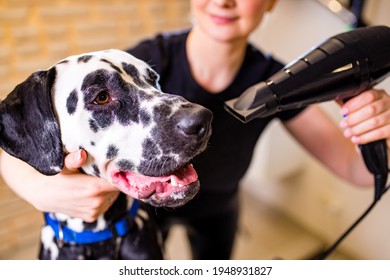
[44,199,140,245]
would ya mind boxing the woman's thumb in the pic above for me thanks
[64,149,88,172]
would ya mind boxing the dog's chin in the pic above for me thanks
[107,162,200,208]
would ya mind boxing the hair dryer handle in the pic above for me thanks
[359,139,388,201]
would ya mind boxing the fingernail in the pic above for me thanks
[340,108,348,118]
[76,150,82,161]
[351,136,360,144]
[344,129,352,138]
[339,120,348,128]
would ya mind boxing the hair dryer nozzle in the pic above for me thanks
[224,82,277,123]
[224,97,266,123]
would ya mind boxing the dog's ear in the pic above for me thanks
[0,68,64,175]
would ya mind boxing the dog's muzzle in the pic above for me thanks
[107,105,213,208]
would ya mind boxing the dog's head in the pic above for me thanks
[0,49,213,207]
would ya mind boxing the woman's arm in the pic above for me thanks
[283,89,390,187]
[284,105,371,186]
[0,150,119,222]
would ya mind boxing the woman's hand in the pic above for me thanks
[45,150,120,222]
[0,150,120,222]
[339,89,390,147]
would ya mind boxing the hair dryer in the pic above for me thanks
[225,25,390,201]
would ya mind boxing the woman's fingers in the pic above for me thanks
[339,89,390,144]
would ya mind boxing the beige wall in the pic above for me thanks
[0,0,191,98]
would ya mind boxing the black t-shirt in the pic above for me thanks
[126,29,303,216]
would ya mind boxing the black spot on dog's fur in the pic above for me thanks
[145,68,159,88]
[101,59,123,74]
[115,84,140,126]
[122,63,147,88]
[139,109,151,126]
[138,138,164,176]
[142,138,160,159]
[117,159,134,171]
[138,90,154,102]
[89,119,99,133]
[92,164,100,177]
[90,141,95,146]
[153,103,172,117]
[57,60,69,65]
[106,144,118,160]
[92,109,115,129]
[66,89,78,115]
[78,55,93,63]
[139,155,177,177]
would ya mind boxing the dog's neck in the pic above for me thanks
[50,193,130,232]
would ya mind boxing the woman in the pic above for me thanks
[1,0,390,259]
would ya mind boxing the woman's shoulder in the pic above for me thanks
[246,43,284,73]
[138,29,189,50]
[125,29,189,71]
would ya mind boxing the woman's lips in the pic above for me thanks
[210,14,238,24]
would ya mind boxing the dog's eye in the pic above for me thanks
[94,91,110,105]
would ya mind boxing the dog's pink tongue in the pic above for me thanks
[108,164,198,199]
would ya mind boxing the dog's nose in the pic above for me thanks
[175,106,213,141]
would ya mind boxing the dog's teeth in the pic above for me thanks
[178,183,184,188]
[170,176,178,187]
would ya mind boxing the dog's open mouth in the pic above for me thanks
[108,163,200,207]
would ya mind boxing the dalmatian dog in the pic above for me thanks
[0,49,213,259]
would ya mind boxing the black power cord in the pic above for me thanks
[313,183,389,259]
[313,139,389,259]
